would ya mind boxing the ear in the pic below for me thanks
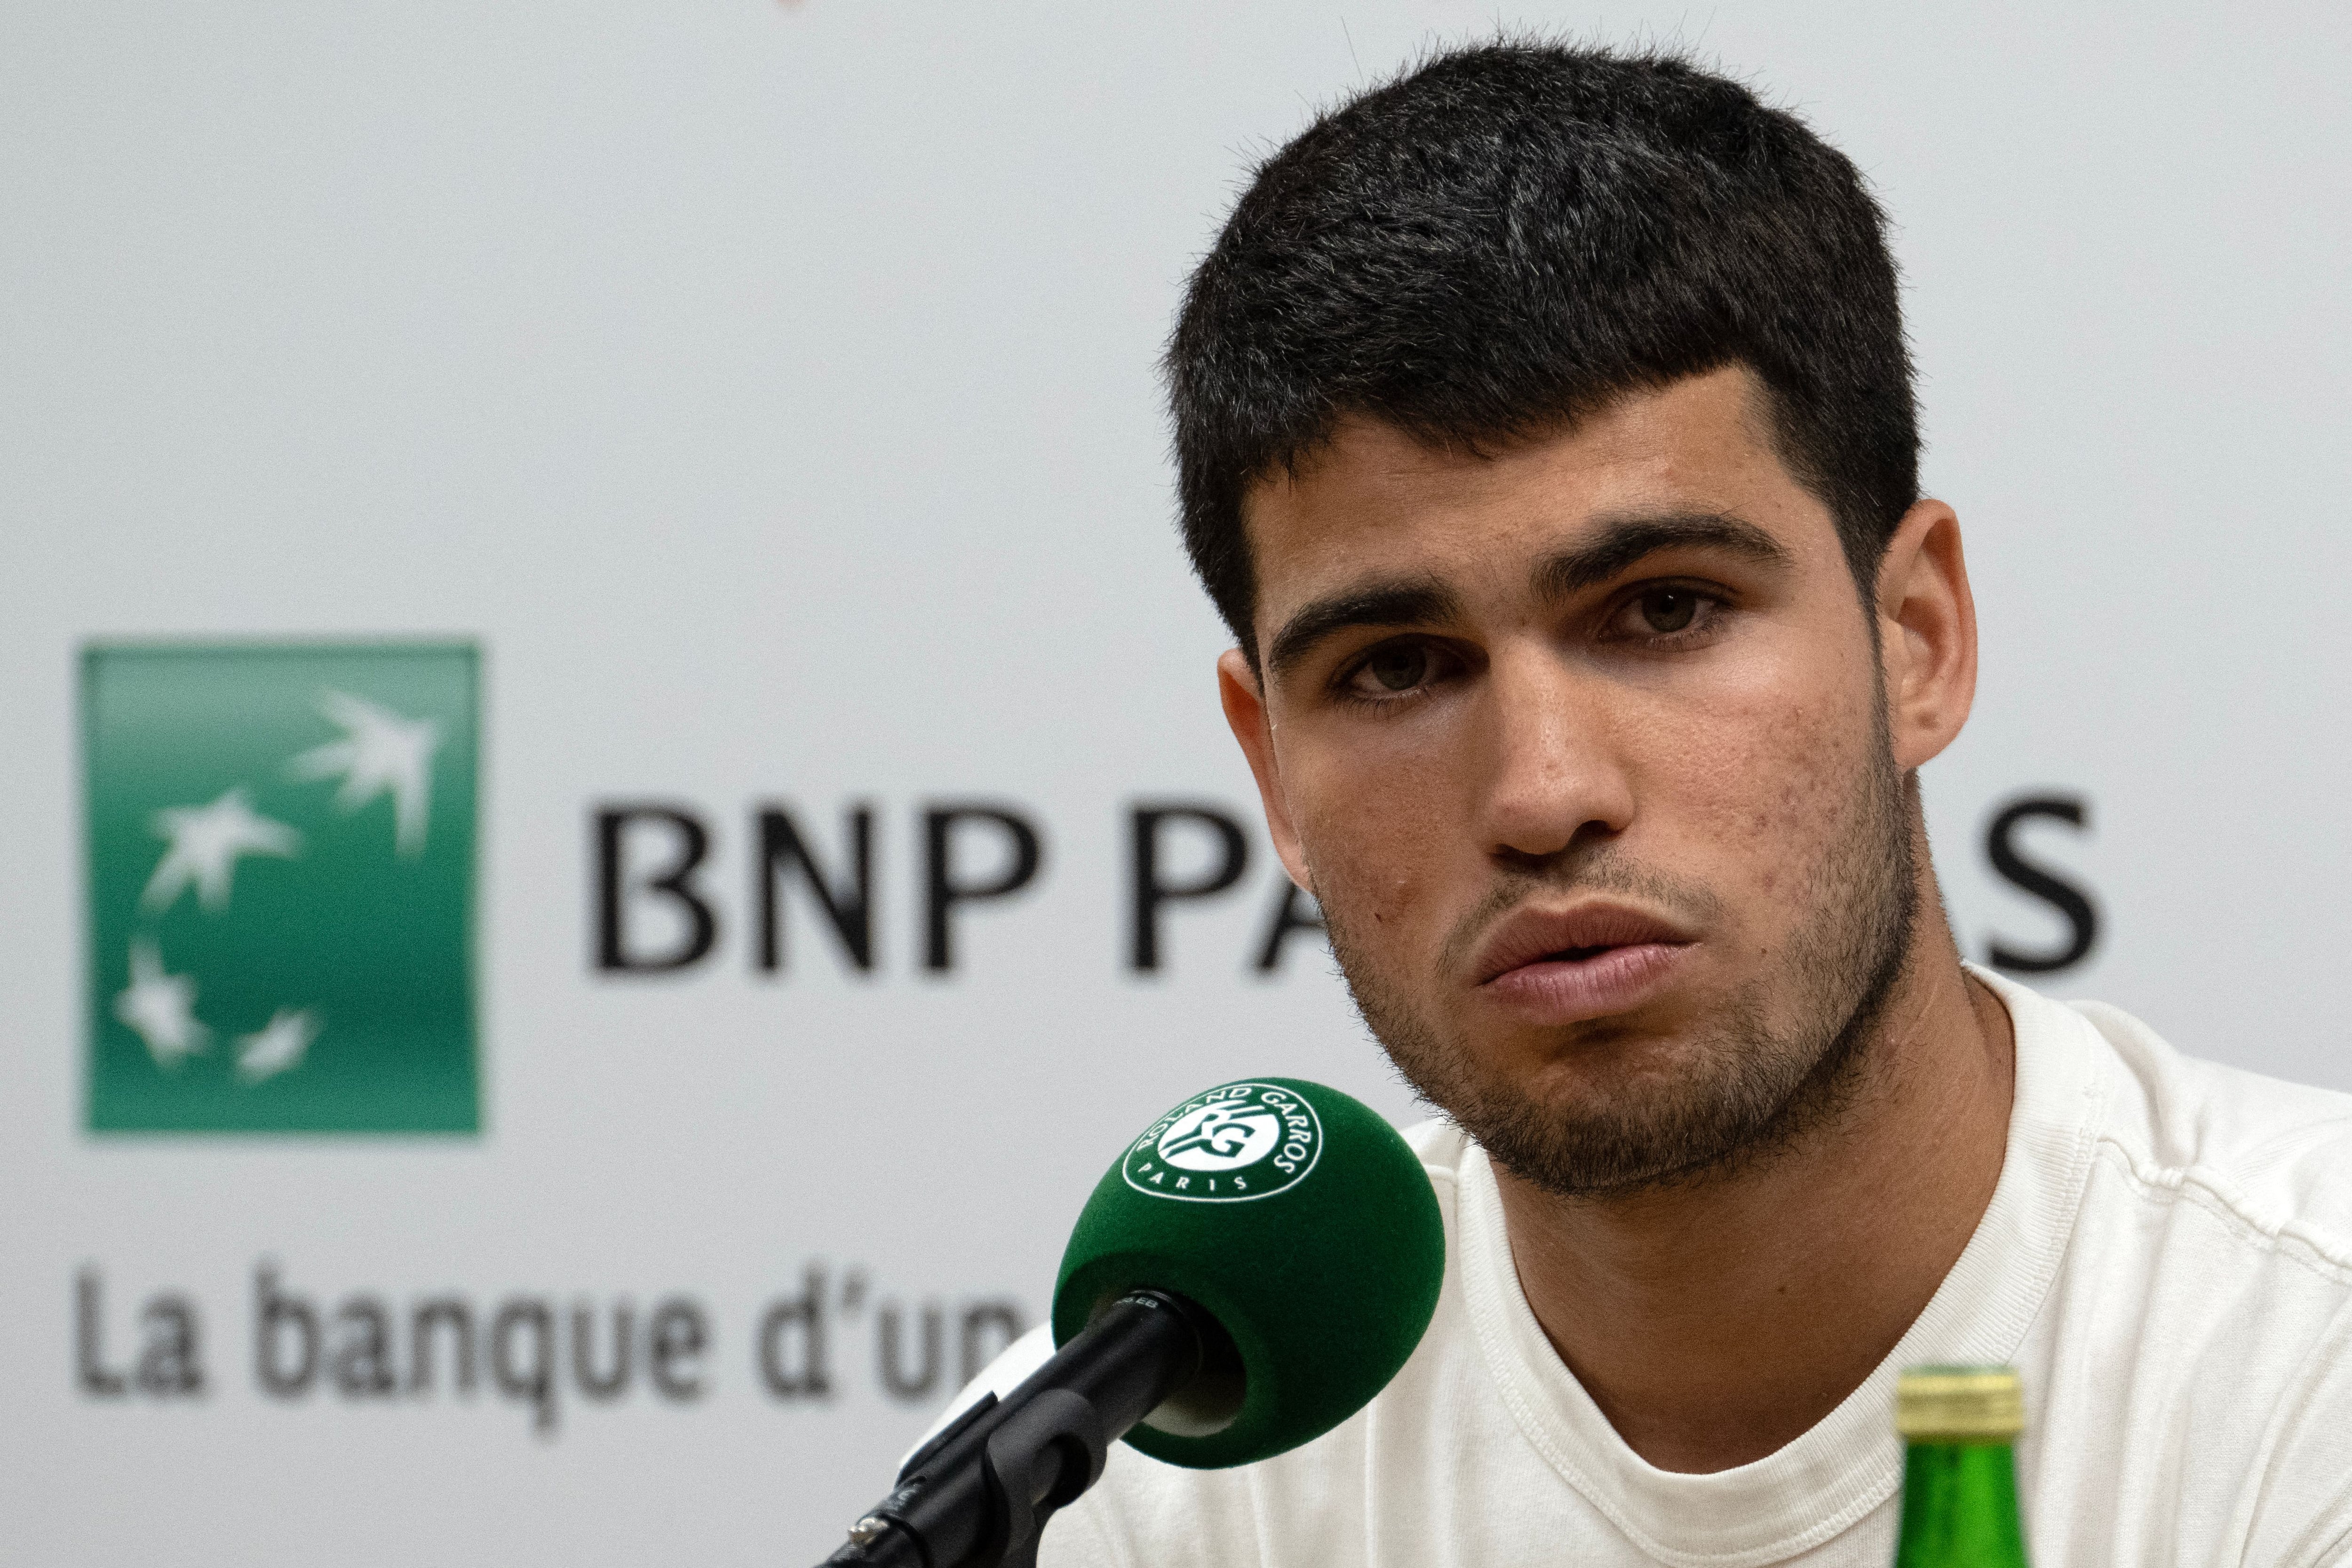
[1217,648,1315,892]
[1874,498,1979,772]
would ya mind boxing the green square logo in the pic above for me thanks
[82,642,480,1134]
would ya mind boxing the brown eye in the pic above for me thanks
[1638,589,1699,634]
[1365,644,1431,691]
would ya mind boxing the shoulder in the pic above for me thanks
[1993,969,2352,1277]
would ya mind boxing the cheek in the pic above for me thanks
[1638,659,1877,912]
[1285,734,1459,934]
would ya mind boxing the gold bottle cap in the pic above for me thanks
[1896,1365,2024,1441]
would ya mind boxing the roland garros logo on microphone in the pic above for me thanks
[1122,1082,1322,1203]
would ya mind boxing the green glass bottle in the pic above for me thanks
[1892,1366,2031,1568]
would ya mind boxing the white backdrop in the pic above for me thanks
[5,2,2349,1563]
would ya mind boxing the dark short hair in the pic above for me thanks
[1167,42,1918,661]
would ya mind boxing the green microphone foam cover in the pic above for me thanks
[1052,1078,1444,1470]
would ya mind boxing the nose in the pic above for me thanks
[1475,640,1635,869]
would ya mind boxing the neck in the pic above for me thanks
[1490,892,2015,1474]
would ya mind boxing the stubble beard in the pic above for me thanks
[1321,728,1917,1202]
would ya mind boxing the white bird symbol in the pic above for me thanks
[288,690,441,857]
[236,1008,319,1083]
[114,940,209,1067]
[141,787,303,913]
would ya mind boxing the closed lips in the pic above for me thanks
[1473,906,1695,985]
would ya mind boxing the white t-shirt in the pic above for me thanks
[942,970,2352,1567]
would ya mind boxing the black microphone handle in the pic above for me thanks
[818,1290,1208,1568]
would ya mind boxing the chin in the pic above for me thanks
[1456,1017,1712,1106]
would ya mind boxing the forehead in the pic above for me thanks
[1240,366,1842,621]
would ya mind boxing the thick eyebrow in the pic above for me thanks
[1266,579,1462,681]
[1534,510,1793,600]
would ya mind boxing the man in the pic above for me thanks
[968,42,2352,1566]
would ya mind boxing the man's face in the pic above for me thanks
[1224,366,1923,1198]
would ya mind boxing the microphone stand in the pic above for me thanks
[818,1291,1210,1568]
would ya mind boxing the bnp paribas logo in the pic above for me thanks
[81,643,480,1134]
